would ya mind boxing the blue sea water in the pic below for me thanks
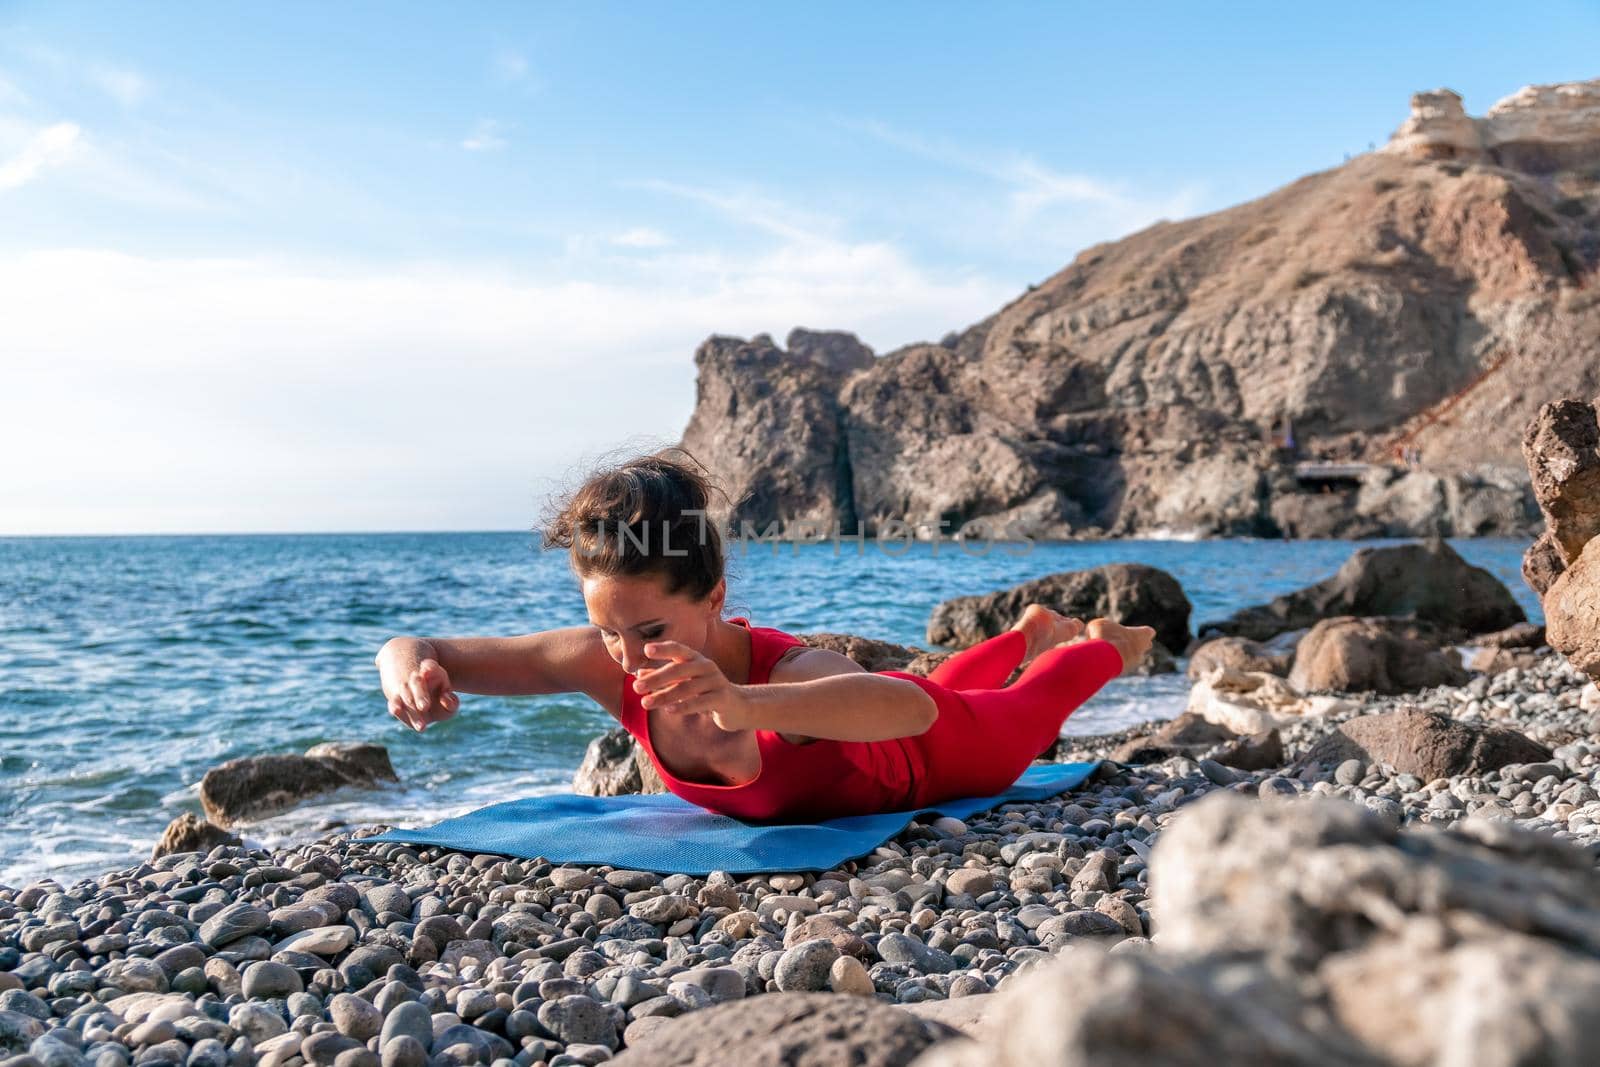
[0,533,1540,886]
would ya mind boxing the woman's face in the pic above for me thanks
[582,572,724,675]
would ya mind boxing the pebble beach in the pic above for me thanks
[6,644,1598,1067]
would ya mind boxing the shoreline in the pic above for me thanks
[5,651,1595,1066]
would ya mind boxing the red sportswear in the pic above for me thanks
[617,616,1122,822]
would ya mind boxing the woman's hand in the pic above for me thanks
[1085,618,1157,672]
[634,640,753,733]
[377,640,461,732]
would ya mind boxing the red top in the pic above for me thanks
[617,616,917,821]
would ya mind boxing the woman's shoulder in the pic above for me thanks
[729,615,809,681]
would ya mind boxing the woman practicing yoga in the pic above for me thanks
[374,450,1153,822]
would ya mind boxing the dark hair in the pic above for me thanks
[540,447,732,600]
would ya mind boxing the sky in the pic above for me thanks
[2,3,1597,535]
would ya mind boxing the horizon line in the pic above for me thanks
[0,528,541,539]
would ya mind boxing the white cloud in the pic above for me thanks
[20,45,149,107]
[0,121,82,191]
[626,179,840,244]
[493,49,531,84]
[461,118,507,151]
[0,242,1012,534]
[844,117,1205,238]
[87,63,149,108]
[610,227,672,248]
[0,71,27,104]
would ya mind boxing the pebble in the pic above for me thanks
[379,1036,427,1067]
[876,932,957,974]
[944,868,995,897]
[198,903,270,947]
[327,994,381,1042]
[379,1002,433,1053]
[773,940,839,992]
[227,1002,286,1044]
[241,960,303,999]
[537,995,618,1049]
[671,967,744,1003]
[274,926,355,956]
[827,956,874,996]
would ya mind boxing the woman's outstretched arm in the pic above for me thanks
[635,641,937,743]
[375,626,620,730]
[737,673,939,742]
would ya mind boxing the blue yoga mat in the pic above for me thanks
[365,762,1099,875]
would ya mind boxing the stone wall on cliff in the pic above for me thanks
[679,80,1600,540]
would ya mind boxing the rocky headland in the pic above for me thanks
[679,80,1600,540]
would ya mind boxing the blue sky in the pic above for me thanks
[3,2,1597,534]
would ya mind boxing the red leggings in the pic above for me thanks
[885,631,1124,807]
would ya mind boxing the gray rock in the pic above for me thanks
[378,1036,426,1067]
[670,967,745,1004]
[628,895,695,925]
[875,933,956,975]
[302,1032,363,1067]
[184,1038,228,1067]
[241,961,303,999]
[1036,911,1127,944]
[773,940,839,993]
[1200,540,1525,642]
[28,1037,86,1067]
[571,728,667,797]
[199,903,270,948]
[535,995,616,1050]
[327,994,381,1042]
[928,563,1192,654]
[199,742,397,825]
[226,1003,286,1044]
[607,992,957,1066]
[0,995,48,1023]
[454,989,495,1020]
[0,1012,47,1055]
[379,1002,433,1054]
[97,958,168,995]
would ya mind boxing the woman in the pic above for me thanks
[374,450,1152,822]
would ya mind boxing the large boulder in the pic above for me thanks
[1288,616,1469,694]
[1475,621,1547,649]
[1108,712,1284,771]
[1186,636,1293,680]
[1519,395,1600,682]
[1301,707,1551,780]
[911,946,1380,1067]
[1186,667,1353,735]
[1544,538,1600,684]
[794,632,926,673]
[151,813,241,860]
[921,783,1600,1067]
[1521,396,1600,592]
[200,742,397,826]
[614,992,960,1066]
[927,563,1191,655]
[1524,530,1569,598]
[572,728,666,797]
[1199,539,1525,642]
[1145,792,1600,1067]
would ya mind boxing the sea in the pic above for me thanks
[0,533,1541,887]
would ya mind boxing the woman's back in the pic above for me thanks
[617,617,918,821]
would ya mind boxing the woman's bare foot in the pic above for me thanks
[1009,604,1086,665]
[1085,618,1157,673]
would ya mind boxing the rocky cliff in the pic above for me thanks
[680,80,1600,539]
